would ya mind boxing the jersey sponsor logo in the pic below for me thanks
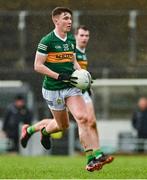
[46,52,74,63]
[56,53,73,60]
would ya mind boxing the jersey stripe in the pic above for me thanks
[38,43,47,48]
[38,43,48,51]
[77,61,88,70]
[46,51,74,63]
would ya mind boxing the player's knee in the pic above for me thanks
[76,112,88,124]
[58,123,69,130]
[88,121,97,129]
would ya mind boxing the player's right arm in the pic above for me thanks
[34,36,59,79]
[34,53,77,83]
[34,52,59,80]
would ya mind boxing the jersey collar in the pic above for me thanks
[54,29,67,42]
[76,46,86,53]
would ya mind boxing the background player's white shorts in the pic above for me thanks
[82,91,92,103]
[42,87,82,111]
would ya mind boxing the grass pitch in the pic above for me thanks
[0,155,146,179]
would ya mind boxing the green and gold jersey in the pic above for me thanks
[37,30,76,90]
[75,48,88,70]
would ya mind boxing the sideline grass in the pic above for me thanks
[0,155,146,179]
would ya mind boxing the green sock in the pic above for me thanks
[93,149,103,158]
[42,128,49,136]
[85,149,94,163]
[27,126,36,135]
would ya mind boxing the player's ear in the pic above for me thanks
[52,16,58,24]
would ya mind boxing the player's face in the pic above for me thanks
[56,12,72,33]
[76,29,90,48]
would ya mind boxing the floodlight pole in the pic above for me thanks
[73,10,81,30]
[102,68,109,120]
[128,10,138,63]
[18,11,27,68]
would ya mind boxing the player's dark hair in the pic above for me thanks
[52,7,72,17]
[74,25,89,35]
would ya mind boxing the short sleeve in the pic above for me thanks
[37,37,49,55]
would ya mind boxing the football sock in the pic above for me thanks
[42,127,50,136]
[85,149,94,163]
[93,149,103,159]
[27,126,36,135]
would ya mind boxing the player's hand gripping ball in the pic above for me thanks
[70,69,92,90]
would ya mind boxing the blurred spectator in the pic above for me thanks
[132,97,147,152]
[2,94,33,153]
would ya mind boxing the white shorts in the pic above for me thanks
[42,87,82,111]
[82,91,92,103]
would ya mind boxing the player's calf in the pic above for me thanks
[40,127,51,150]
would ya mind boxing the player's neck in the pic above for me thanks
[54,28,67,41]
[76,45,86,53]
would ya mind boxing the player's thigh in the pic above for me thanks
[51,109,70,129]
[66,95,88,123]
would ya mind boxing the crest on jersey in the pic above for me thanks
[63,44,69,51]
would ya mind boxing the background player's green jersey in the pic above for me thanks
[37,30,76,90]
[76,48,90,94]
[75,48,88,70]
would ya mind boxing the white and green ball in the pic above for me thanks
[71,69,92,90]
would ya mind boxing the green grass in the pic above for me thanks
[0,155,146,179]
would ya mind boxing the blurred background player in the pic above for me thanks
[74,24,113,164]
[132,97,147,152]
[2,94,33,153]
[20,7,105,172]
